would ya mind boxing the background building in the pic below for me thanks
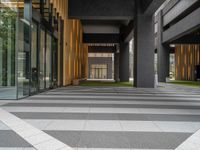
[1,0,200,100]
[88,53,114,80]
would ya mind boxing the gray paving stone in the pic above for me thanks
[45,131,82,148]
[12,112,200,122]
[26,96,200,103]
[124,132,191,149]
[78,131,130,149]
[0,131,32,147]
[5,102,200,109]
[12,112,88,120]
[44,131,191,149]
[118,114,149,121]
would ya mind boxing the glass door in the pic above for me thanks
[45,32,52,89]
[52,38,58,87]
[39,28,45,90]
[30,21,38,93]
[90,64,108,79]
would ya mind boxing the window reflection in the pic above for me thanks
[0,0,18,99]
[17,1,31,98]
[0,0,58,99]
[39,29,45,90]
[46,32,52,88]
[31,22,38,93]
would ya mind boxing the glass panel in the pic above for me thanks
[43,0,51,22]
[46,32,51,88]
[102,68,107,79]
[32,0,40,12]
[17,1,31,99]
[0,0,18,99]
[95,68,98,79]
[129,39,134,82]
[170,53,175,79]
[39,28,45,90]
[31,22,38,93]
[90,64,108,79]
[52,38,58,87]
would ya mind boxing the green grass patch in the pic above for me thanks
[168,80,200,87]
[80,81,133,87]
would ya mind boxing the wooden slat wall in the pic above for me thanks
[50,0,88,85]
[175,45,200,81]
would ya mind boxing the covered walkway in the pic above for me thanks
[1,84,200,149]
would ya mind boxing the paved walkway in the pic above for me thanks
[0,84,200,150]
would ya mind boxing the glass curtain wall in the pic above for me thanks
[0,0,18,99]
[0,0,58,100]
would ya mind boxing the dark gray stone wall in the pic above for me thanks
[68,0,134,20]
[88,57,113,79]
[114,52,120,82]
[163,7,200,43]
[163,0,198,26]
[88,46,116,53]
[119,43,130,82]
[134,1,155,88]
[83,34,120,43]
[157,11,170,82]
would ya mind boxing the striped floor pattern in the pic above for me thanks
[1,84,200,150]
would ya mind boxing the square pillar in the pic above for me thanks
[134,1,155,88]
[114,51,120,82]
[157,11,170,82]
[119,42,129,82]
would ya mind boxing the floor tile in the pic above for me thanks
[0,130,32,147]
[120,121,161,132]
[78,131,130,149]
[84,120,122,131]
[154,121,200,133]
[45,120,86,131]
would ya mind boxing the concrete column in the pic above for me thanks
[114,50,120,82]
[157,11,170,82]
[134,1,154,88]
[119,42,129,82]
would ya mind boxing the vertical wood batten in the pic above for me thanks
[175,45,200,81]
[50,0,88,85]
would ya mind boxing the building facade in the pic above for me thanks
[0,0,88,99]
[155,0,200,82]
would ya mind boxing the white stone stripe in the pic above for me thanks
[37,92,200,96]
[0,108,73,150]
[12,100,200,106]
[75,148,172,150]
[0,148,36,150]
[32,95,200,100]
[24,119,200,133]
[175,129,200,150]
[3,107,200,115]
